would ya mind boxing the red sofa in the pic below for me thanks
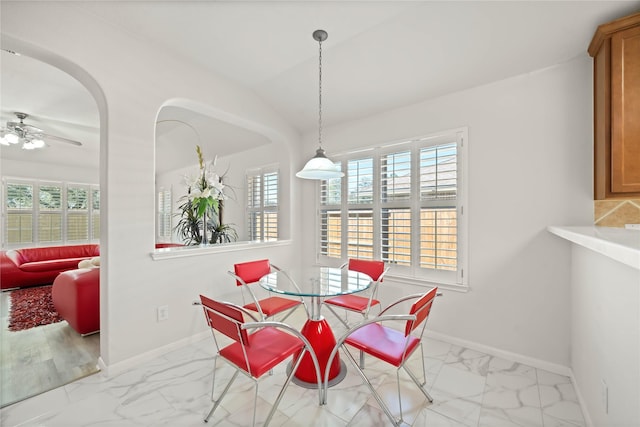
[52,268,100,335]
[0,244,100,290]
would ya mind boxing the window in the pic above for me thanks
[319,129,467,287]
[2,178,100,248]
[247,167,279,241]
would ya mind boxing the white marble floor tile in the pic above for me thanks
[478,405,544,427]
[414,407,471,427]
[0,335,591,427]
[445,345,492,376]
[537,369,586,427]
[427,364,486,426]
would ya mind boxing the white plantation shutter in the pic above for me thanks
[157,188,171,240]
[263,172,278,241]
[347,209,374,259]
[67,185,89,241]
[381,207,411,266]
[420,141,458,272]
[247,168,279,241]
[320,165,342,257]
[5,181,34,244]
[380,150,412,265]
[38,184,63,243]
[3,179,100,247]
[317,129,467,288]
[420,142,457,201]
[381,150,411,202]
[348,158,373,204]
[90,186,100,241]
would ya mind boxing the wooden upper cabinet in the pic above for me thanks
[589,12,640,200]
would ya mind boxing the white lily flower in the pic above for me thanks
[212,180,225,193]
[183,173,198,188]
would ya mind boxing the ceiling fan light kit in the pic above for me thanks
[296,29,344,180]
[0,112,82,150]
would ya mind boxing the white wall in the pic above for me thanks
[570,245,640,427]
[1,2,303,371]
[299,57,594,367]
[1,158,99,184]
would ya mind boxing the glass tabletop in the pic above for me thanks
[260,266,372,297]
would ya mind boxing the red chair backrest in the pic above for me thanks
[405,287,438,336]
[200,294,248,345]
[233,259,271,287]
[348,259,385,282]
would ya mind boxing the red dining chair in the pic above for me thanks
[229,259,306,321]
[323,288,439,426]
[199,294,322,426]
[323,259,389,328]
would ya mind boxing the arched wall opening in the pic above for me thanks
[1,33,110,372]
[154,97,293,247]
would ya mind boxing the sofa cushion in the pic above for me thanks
[19,258,92,273]
[8,244,100,266]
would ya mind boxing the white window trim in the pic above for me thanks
[316,127,468,290]
[2,177,100,249]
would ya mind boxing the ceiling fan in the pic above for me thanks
[0,112,83,150]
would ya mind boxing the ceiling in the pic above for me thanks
[2,1,639,172]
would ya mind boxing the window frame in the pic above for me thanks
[2,177,100,249]
[316,128,468,289]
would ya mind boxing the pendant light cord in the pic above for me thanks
[318,36,323,150]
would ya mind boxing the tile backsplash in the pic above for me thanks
[594,199,640,228]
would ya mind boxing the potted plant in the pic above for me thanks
[174,146,237,245]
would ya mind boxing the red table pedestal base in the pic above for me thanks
[289,317,346,389]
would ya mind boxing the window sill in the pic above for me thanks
[386,273,470,293]
[151,239,292,261]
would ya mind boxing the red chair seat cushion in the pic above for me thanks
[243,296,301,317]
[345,323,420,367]
[324,295,380,312]
[220,327,304,378]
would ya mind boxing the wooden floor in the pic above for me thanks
[0,290,100,408]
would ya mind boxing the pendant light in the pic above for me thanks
[296,30,345,180]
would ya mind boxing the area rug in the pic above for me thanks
[8,285,63,331]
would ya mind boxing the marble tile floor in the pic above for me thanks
[0,308,586,427]
[0,290,100,408]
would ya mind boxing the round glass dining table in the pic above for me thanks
[260,266,372,388]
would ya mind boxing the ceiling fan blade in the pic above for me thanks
[22,124,44,133]
[40,133,83,146]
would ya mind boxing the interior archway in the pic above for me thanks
[0,35,107,406]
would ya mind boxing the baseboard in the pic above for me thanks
[97,330,210,376]
[424,330,572,377]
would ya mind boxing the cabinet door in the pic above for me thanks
[611,25,640,193]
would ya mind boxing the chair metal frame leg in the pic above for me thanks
[210,355,218,400]
[402,363,433,403]
[204,369,239,423]
[263,348,307,426]
[341,346,402,426]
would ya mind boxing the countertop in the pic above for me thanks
[547,226,640,270]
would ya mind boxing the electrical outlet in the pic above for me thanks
[601,379,608,414]
[157,305,169,322]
